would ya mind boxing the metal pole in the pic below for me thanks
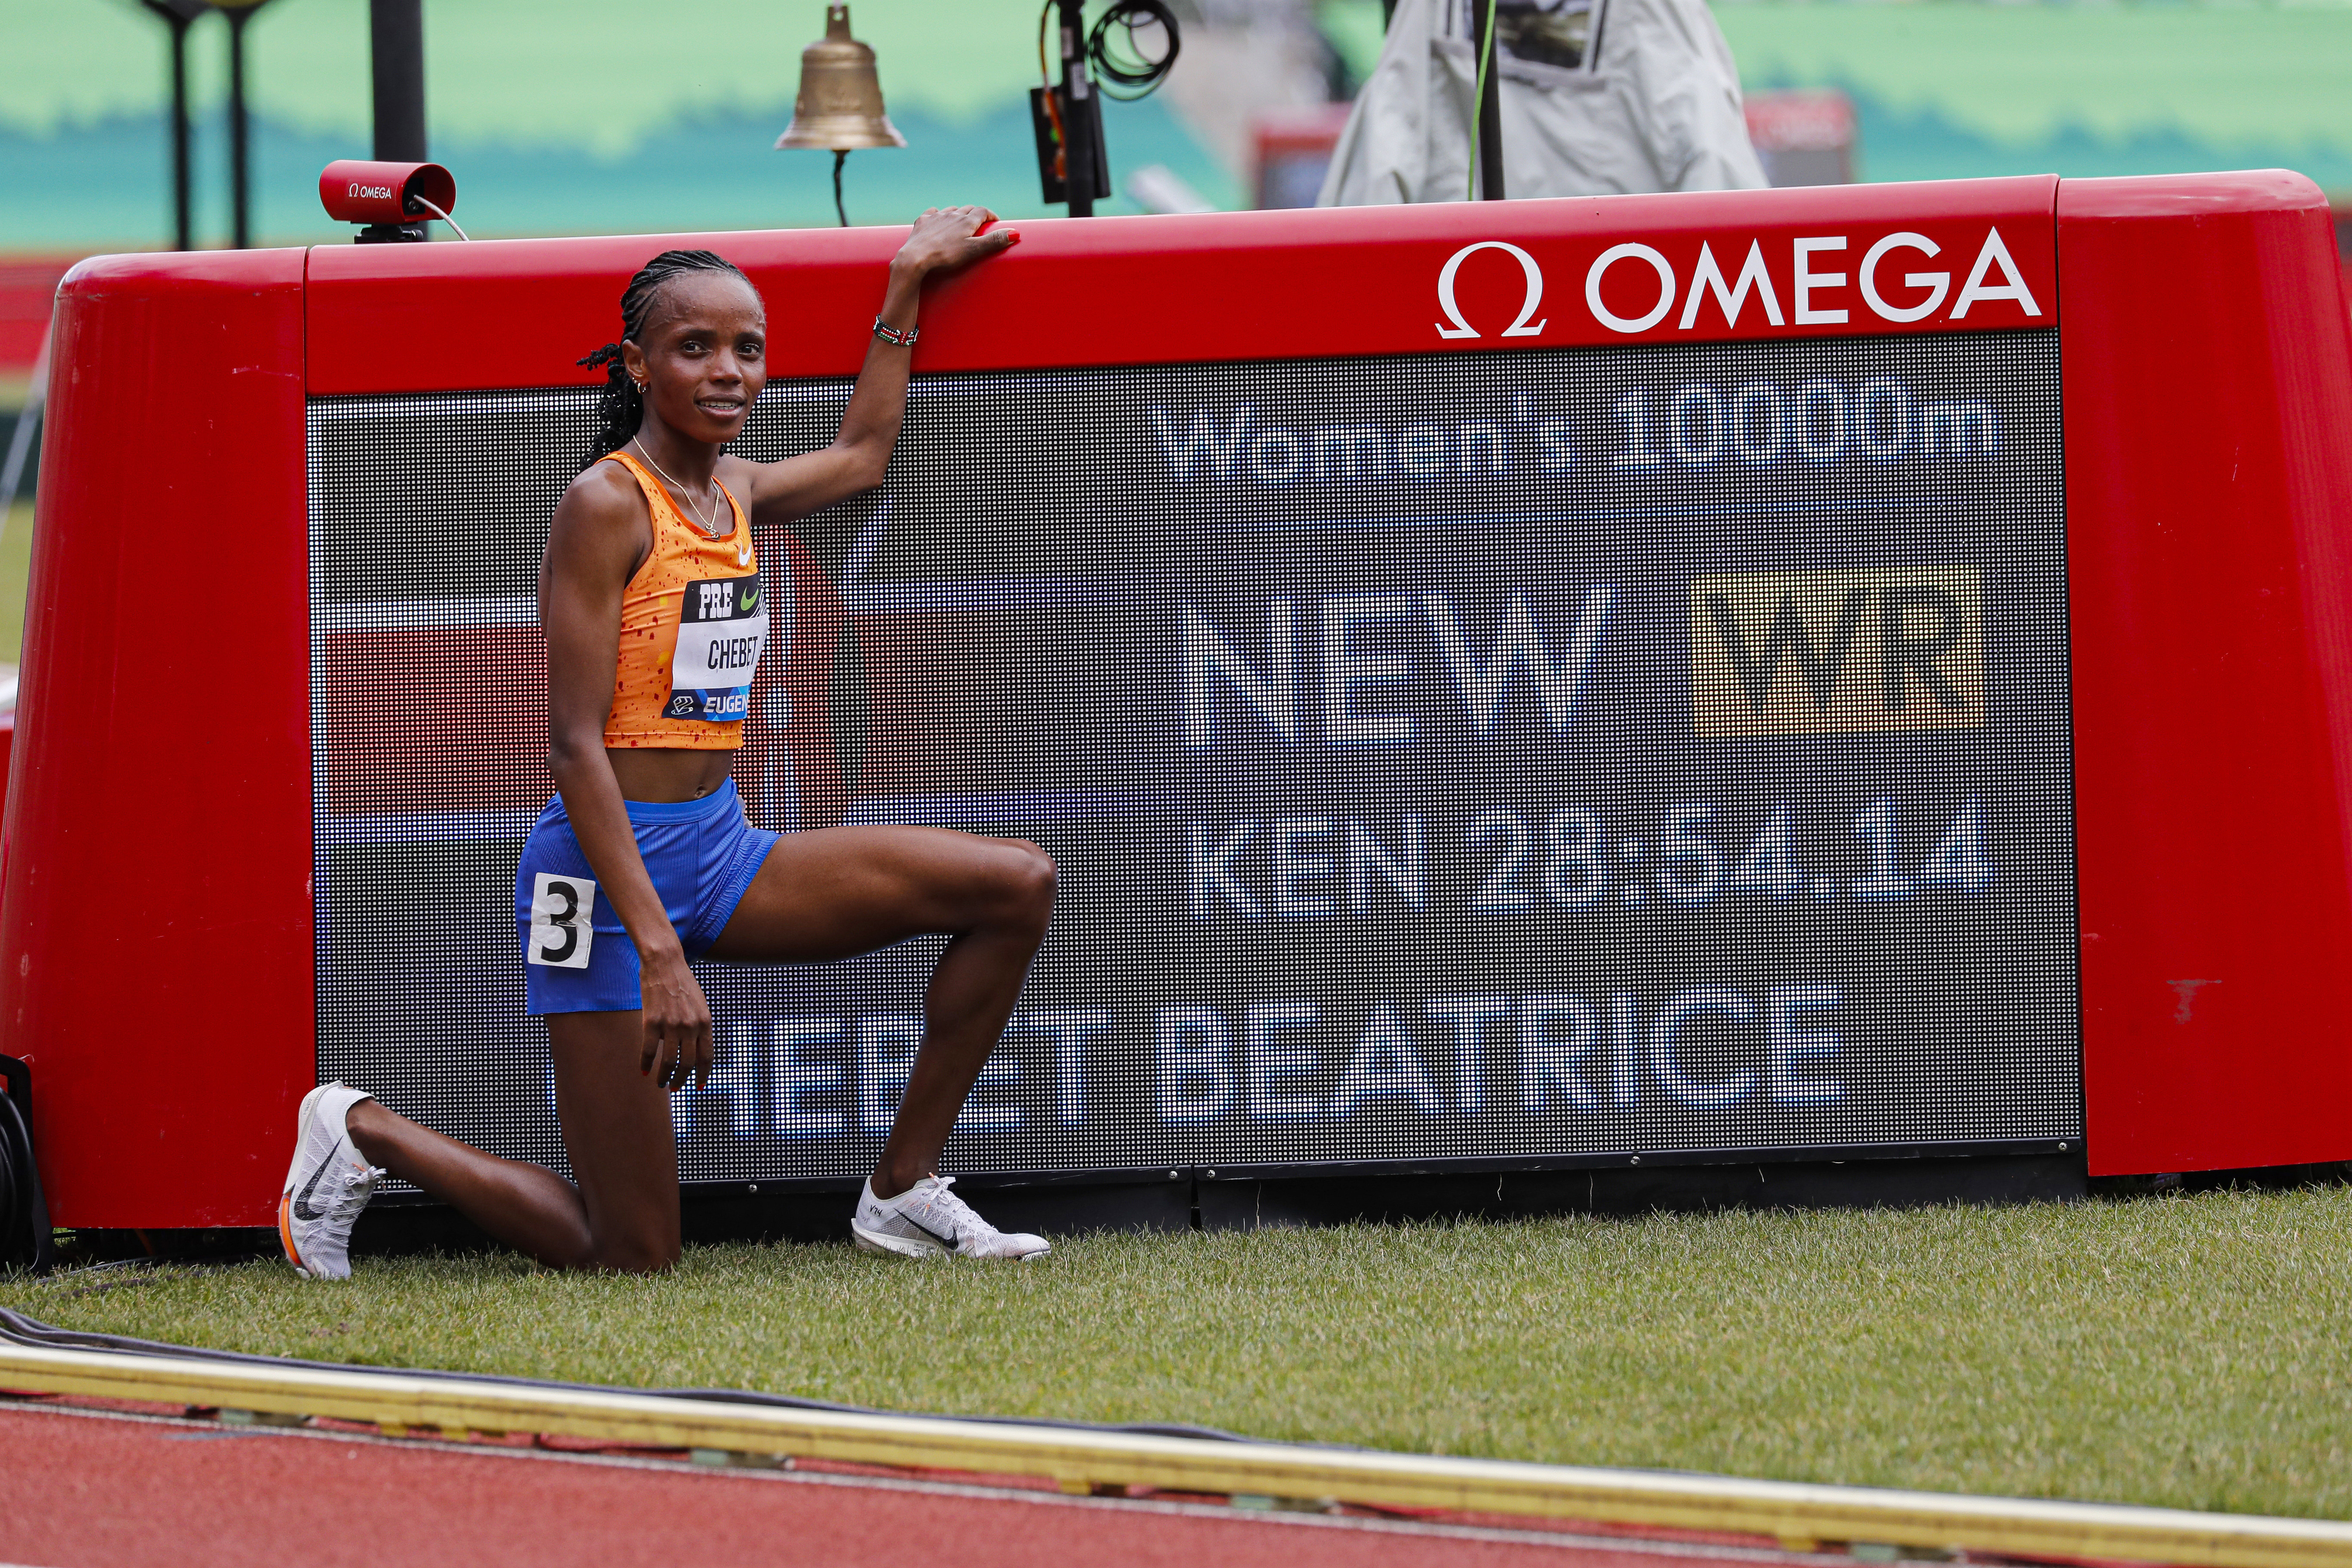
[168,13,192,248]
[137,2,196,250]
[1469,0,1505,200]
[369,0,427,160]
[1056,0,1094,218]
[227,6,251,247]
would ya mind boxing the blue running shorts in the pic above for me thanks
[514,777,780,1015]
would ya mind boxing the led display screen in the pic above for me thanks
[311,328,2079,1185]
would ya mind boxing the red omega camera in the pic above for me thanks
[318,159,460,242]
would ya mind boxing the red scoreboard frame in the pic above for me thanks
[7,171,2351,1229]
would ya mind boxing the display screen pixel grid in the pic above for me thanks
[309,331,2081,1187]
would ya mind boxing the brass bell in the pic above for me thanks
[775,6,906,152]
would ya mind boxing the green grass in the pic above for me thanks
[16,1188,2352,1519]
[3,501,33,665]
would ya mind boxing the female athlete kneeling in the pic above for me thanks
[280,209,1053,1275]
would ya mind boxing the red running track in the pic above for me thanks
[0,1402,1836,1568]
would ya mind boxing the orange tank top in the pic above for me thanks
[598,449,766,750]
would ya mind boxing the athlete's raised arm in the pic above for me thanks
[729,205,1017,526]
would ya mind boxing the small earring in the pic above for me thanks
[633,379,647,392]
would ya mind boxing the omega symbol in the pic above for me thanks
[1434,241,1548,341]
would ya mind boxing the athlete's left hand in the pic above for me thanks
[893,205,1018,280]
[639,944,713,1092]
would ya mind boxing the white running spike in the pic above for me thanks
[850,1174,1050,1261]
[278,1081,383,1281]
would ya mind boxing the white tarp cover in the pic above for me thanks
[1318,0,1767,205]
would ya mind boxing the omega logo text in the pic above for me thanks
[1431,228,2043,342]
[1435,242,1548,341]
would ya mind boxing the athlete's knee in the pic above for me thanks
[592,1239,679,1275]
[995,839,1056,931]
[588,1221,680,1274]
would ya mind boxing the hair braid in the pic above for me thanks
[578,248,755,469]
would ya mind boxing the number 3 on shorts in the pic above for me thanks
[528,873,597,969]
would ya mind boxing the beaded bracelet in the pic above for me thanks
[872,315,919,348]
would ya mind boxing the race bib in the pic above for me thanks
[527,873,596,969]
[666,571,767,723]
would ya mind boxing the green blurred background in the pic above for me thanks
[3,0,1236,245]
[5,0,2352,251]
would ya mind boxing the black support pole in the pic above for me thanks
[169,10,194,248]
[370,0,428,161]
[227,5,252,248]
[1056,0,1094,218]
[1469,0,1505,200]
[137,1,196,251]
[168,15,192,248]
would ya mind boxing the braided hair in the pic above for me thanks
[577,249,757,469]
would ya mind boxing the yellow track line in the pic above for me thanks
[6,1342,2349,1567]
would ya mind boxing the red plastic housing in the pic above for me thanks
[5,249,312,1226]
[2059,173,2352,1174]
[6,173,2350,1227]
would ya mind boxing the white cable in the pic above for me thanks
[407,194,469,241]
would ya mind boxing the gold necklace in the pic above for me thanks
[630,438,729,539]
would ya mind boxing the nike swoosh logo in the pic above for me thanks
[290,1149,335,1222]
[905,1214,960,1253]
[737,544,752,567]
